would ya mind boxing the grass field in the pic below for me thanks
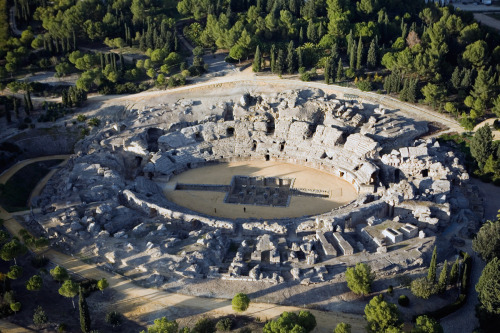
[0,159,63,212]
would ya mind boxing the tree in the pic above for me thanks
[476,257,500,315]
[50,265,69,283]
[412,315,443,333]
[33,305,48,327]
[59,279,79,308]
[428,246,438,283]
[421,83,445,109]
[364,295,400,333]
[356,37,363,70]
[350,41,357,69]
[345,263,374,295]
[97,278,109,294]
[79,287,91,333]
[232,293,250,312]
[462,40,488,69]
[26,275,43,291]
[270,44,276,73]
[229,44,246,63]
[1,239,27,264]
[473,221,500,262]
[367,40,377,69]
[324,57,331,84]
[334,322,351,333]
[287,41,296,74]
[411,277,436,299]
[141,317,178,333]
[470,125,493,170]
[253,45,262,72]
[276,49,285,75]
[437,260,448,293]
[449,257,460,286]
[10,301,21,314]
[336,58,344,82]
[7,265,23,280]
[263,311,316,333]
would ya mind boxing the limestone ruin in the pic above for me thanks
[29,87,481,292]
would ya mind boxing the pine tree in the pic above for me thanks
[438,260,448,293]
[324,57,330,84]
[350,42,357,69]
[367,40,377,69]
[336,58,344,82]
[79,287,91,333]
[276,49,285,75]
[449,257,460,286]
[286,41,295,74]
[428,246,438,283]
[253,45,262,72]
[270,44,276,73]
[470,125,493,169]
[356,37,363,70]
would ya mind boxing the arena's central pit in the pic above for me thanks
[162,160,358,219]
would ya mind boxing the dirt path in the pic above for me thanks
[473,117,500,140]
[0,157,367,332]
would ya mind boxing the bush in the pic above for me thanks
[232,293,250,312]
[398,295,409,307]
[88,117,100,127]
[215,318,233,331]
[192,318,216,333]
[355,79,373,91]
[411,277,437,299]
[387,285,393,295]
[225,56,238,63]
[58,323,67,332]
[33,306,48,326]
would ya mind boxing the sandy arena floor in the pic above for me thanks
[162,161,358,219]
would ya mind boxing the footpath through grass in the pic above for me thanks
[0,159,63,212]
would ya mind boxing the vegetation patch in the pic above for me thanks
[0,159,63,212]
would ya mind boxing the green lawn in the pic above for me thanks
[0,159,63,212]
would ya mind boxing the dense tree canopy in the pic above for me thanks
[476,257,500,315]
[364,295,401,333]
[473,221,500,262]
[345,262,374,295]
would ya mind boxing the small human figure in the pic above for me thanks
[243,207,246,212]
[214,208,217,213]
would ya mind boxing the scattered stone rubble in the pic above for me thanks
[32,88,481,289]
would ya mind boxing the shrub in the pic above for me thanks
[215,318,233,331]
[300,71,312,81]
[398,295,409,307]
[192,318,216,333]
[387,285,393,295]
[355,79,373,91]
[33,306,48,326]
[232,293,250,312]
[411,277,437,299]
[31,255,49,268]
[58,323,67,332]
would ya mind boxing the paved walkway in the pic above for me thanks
[0,157,366,332]
[474,13,500,31]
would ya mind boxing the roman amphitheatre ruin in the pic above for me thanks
[24,78,482,309]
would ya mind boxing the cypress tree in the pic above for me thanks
[318,21,324,40]
[367,39,377,69]
[297,47,303,69]
[276,49,285,75]
[252,45,262,72]
[13,98,19,118]
[400,78,409,101]
[270,44,276,73]
[384,76,391,93]
[428,246,438,283]
[347,30,354,59]
[356,37,363,70]
[299,26,304,44]
[119,53,125,72]
[401,22,408,39]
[23,94,29,115]
[324,57,330,84]
[336,58,343,82]
[100,53,104,69]
[350,41,357,69]
[27,90,33,113]
[79,287,91,333]
[331,42,338,63]
[438,260,448,293]
[451,67,462,91]
[286,41,295,74]
[307,19,316,43]
[449,257,460,286]
[408,78,418,103]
